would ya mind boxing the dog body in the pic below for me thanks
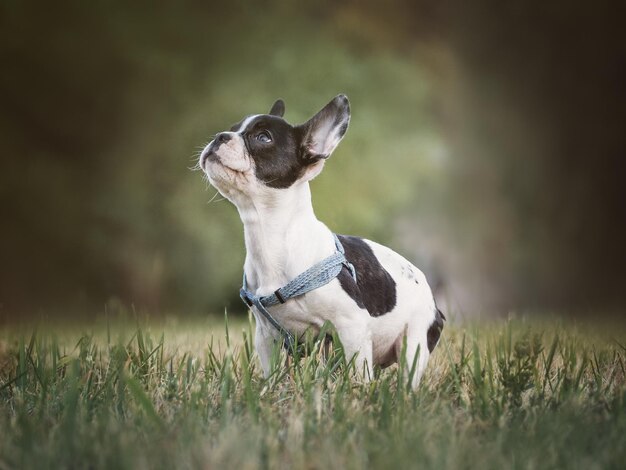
[200,95,443,387]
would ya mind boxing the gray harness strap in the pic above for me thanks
[239,234,356,351]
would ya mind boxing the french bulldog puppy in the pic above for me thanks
[199,95,444,388]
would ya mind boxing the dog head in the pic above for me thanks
[199,94,350,201]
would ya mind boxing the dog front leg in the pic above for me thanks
[254,321,273,378]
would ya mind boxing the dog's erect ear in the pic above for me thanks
[298,94,350,160]
[268,99,285,117]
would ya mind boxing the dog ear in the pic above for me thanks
[268,99,285,117]
[298,94,350,161]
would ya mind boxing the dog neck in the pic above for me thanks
[235,182,334,295]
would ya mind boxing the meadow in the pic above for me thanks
[1,314,624,469]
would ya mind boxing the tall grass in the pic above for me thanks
[0,315,624,469]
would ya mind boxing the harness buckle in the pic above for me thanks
[274,289,286,304]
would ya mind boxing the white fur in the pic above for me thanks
[236,114,261,134]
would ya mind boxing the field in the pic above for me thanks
[1,314,625,469]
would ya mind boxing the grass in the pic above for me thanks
[0,314,625,469]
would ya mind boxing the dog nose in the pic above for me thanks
[215,132,232,145]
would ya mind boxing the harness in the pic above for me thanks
[239,234,357,351]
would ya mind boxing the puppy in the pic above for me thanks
[199,95,444,388]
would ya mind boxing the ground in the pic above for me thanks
[0,314,625,469]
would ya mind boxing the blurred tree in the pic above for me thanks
[1,0,623,319]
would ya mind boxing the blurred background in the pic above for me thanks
[1,0,623,321]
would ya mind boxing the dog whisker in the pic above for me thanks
[261,176,280,184]
[207,190,222,203]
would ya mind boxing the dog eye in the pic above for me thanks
[256,131,272,143]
